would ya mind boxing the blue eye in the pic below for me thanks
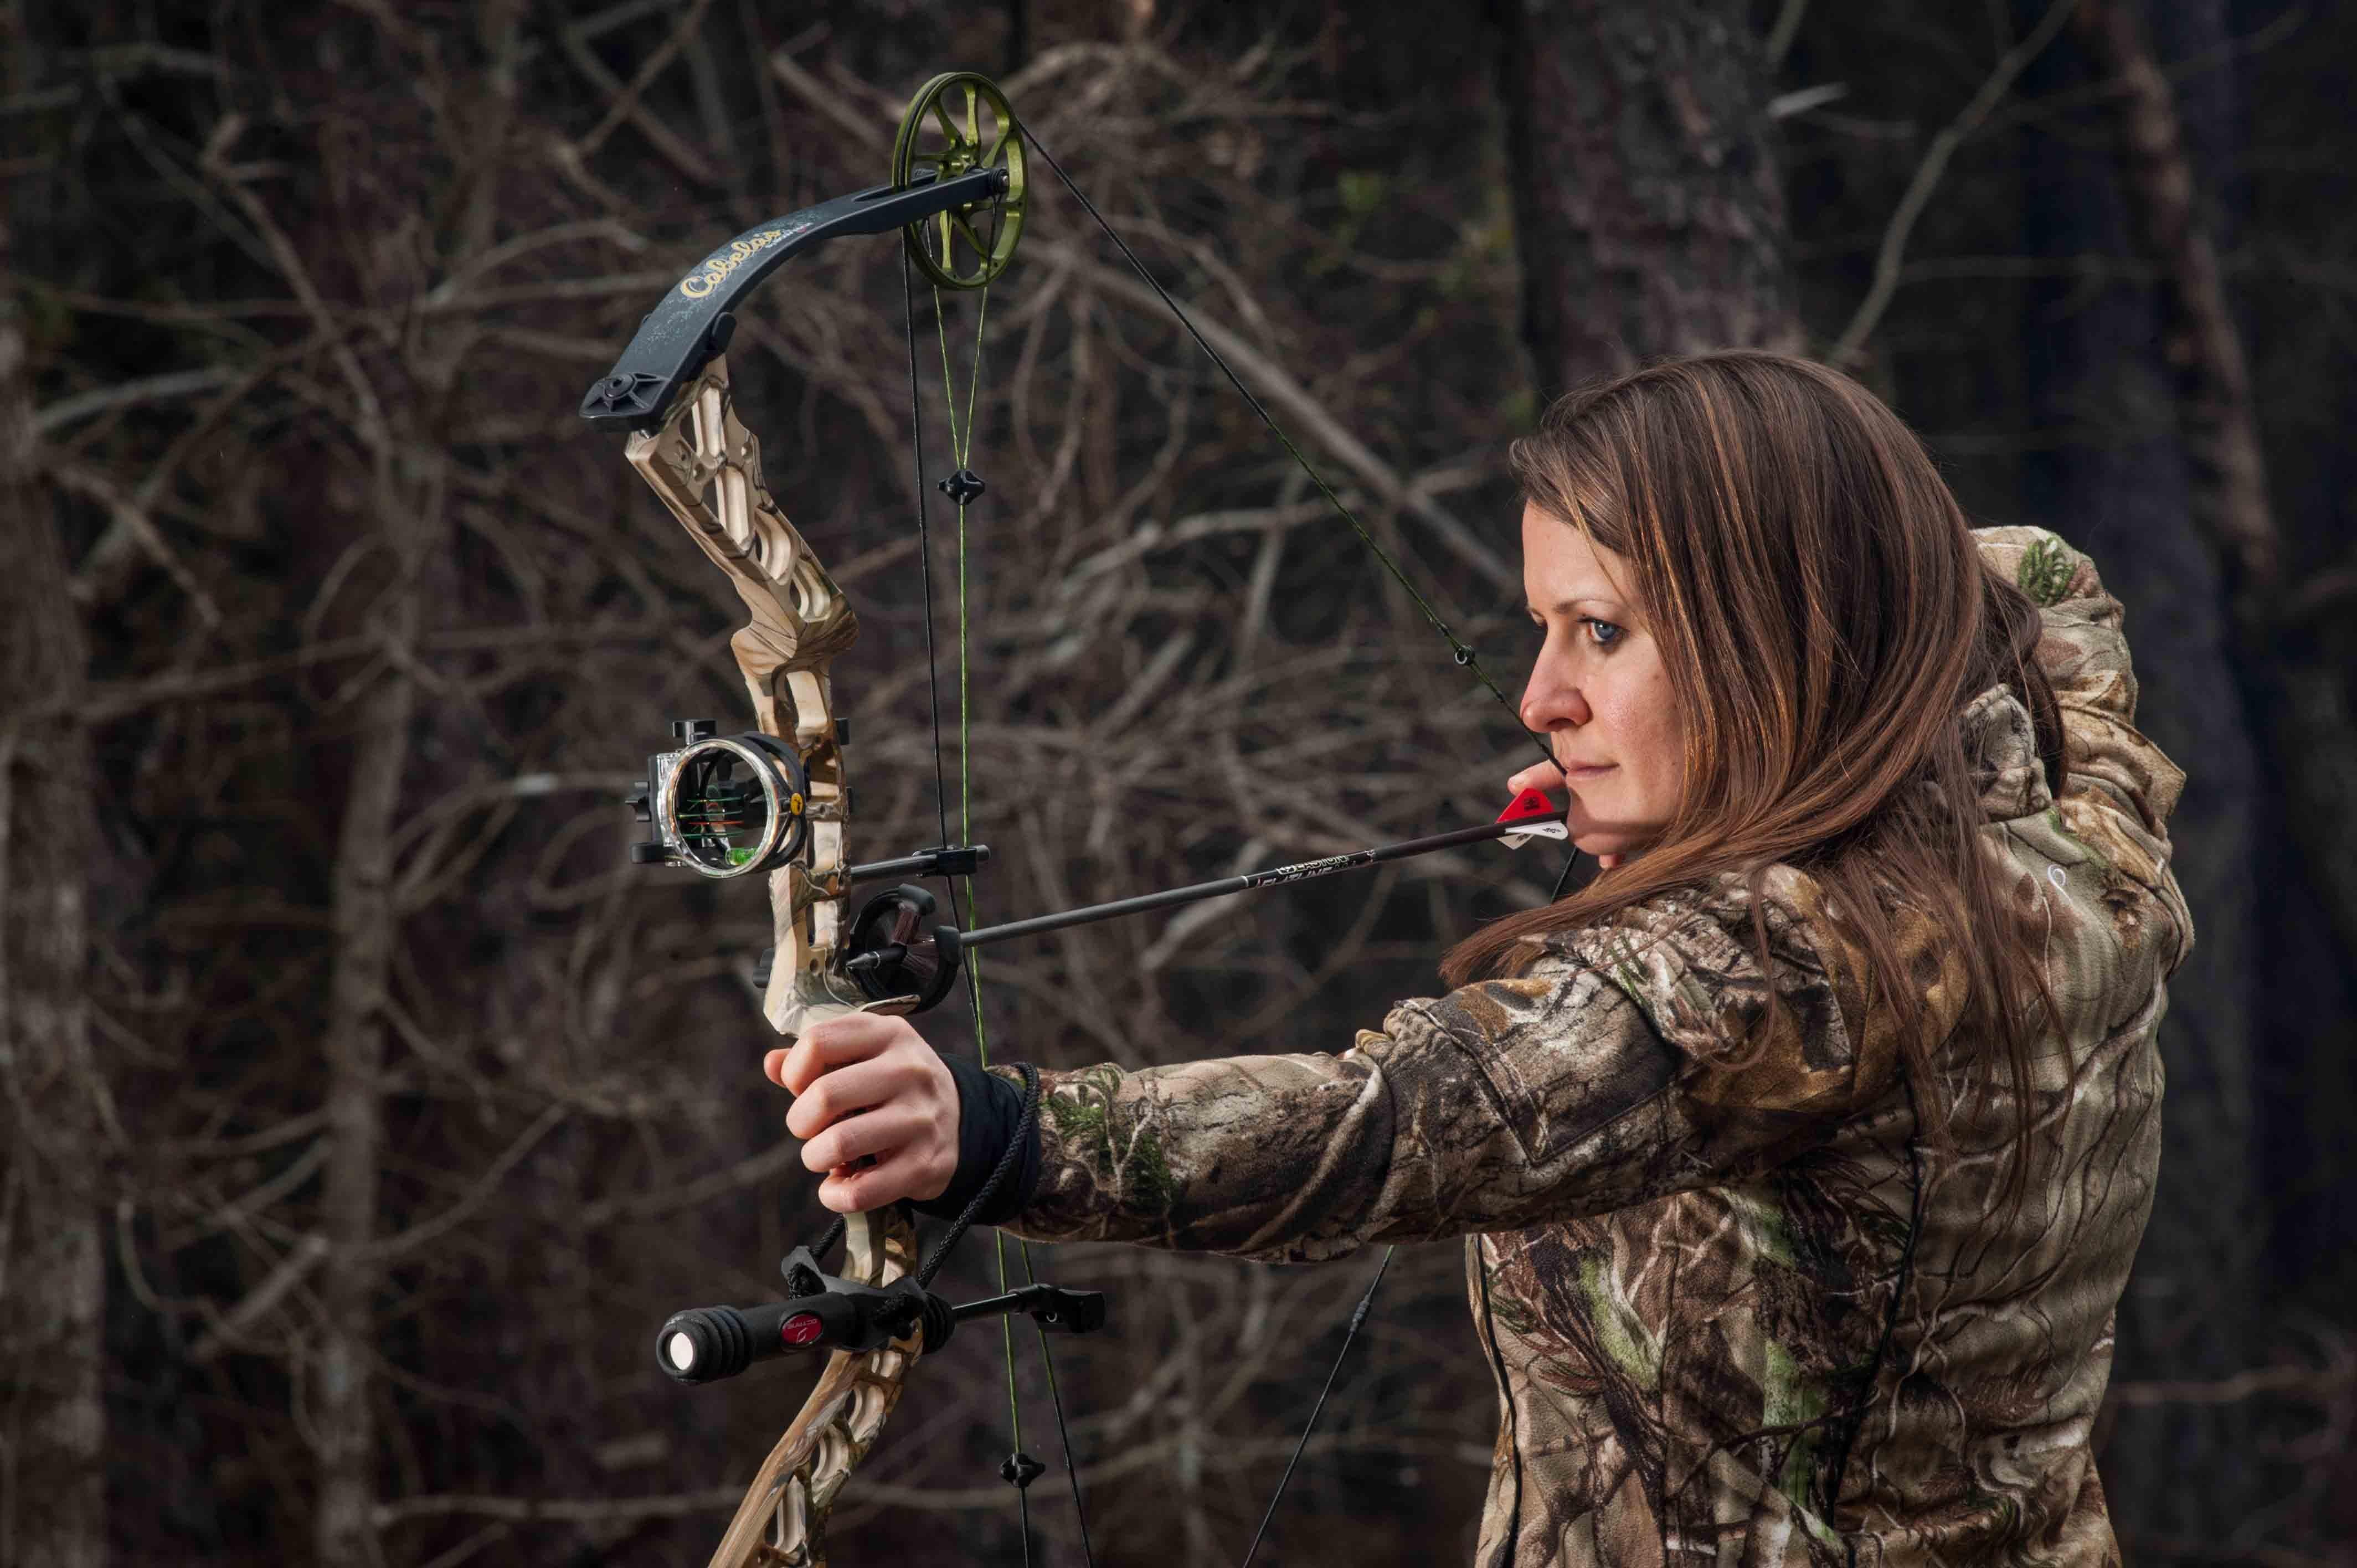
[1581,618,1624,648]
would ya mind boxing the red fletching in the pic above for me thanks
[1495,787,1560,825]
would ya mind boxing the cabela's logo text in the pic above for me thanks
[678,222,807,300]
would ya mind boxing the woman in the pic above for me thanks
[769,352,2191,1563]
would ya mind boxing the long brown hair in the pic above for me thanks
[1447,351,2065,1178]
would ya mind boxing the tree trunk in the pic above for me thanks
[309,644,413,1568]
[0,214,108,1568]
[1486,0,1800,395]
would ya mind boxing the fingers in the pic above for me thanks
[764,1010,959,1213]
[774,1012,910,1095]
[1507,757,1567,798]
[800,1099,936,1173]
[804,1103,958,1211]
[783,1056,906,1141]
[815,1146,953,1214]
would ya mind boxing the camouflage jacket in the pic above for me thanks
[1001,527,2191,1564]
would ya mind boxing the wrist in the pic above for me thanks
[910,1055,1041,1224]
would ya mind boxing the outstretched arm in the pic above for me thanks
[776,875,1908,1263]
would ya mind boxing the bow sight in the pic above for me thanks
[624,715,982,1010]
[623,719,811,877]
[622,723,994,891]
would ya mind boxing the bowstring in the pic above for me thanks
[923,261,1097,1566]
[1016,121,1581,1561]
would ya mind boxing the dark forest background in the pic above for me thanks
[4,1,2353,1564]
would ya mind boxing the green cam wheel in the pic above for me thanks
[891,71,1027,290]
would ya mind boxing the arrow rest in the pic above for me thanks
[841,883,965,1012]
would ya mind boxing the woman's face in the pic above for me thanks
[1515,503,1684,865]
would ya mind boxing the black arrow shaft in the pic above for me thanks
[948,818,1531,952]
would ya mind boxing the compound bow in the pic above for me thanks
[581,69,1566,1568]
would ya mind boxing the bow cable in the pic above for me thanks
[908,249,1097,1567]
[903,252,958,874]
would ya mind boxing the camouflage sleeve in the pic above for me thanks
[1001,869,1902,1262]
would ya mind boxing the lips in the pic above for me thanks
[1561,763,1614,777]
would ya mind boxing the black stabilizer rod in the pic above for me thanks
[953,1282,1107,1334]
[656,1278,1104,1386]
[938,816,1552,958]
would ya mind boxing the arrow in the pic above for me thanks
[934,791,1567,958]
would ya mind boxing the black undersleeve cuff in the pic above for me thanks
[913,1055,1041,1226]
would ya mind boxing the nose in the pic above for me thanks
[1519,653,1592,735]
